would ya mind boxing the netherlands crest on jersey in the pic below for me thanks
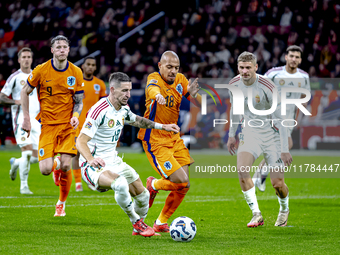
[67,76,76,86]
[164,161,172,170]
[94,84,100,91]
[39,148,44,157]
[176,84,183,94]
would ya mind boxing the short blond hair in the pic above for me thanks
[18,47,33,58]
[237,51,257,65]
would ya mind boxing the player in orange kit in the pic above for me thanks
[138,51,201,232]
[72,57,107,192]
[21,35,84,217]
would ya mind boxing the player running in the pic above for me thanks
[252,45,310,192]
[72,56,107,192]
[226,51,292,227]
[0,48,40,194]
[21,35,84,217]
[138,51,200,233]
[76,72,180,236]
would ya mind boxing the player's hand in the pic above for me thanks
[70,116,79,130]
[21,118,31,138]
[281,152,293,166]
[188,78,199,98]
[162,124,180,133]
[89,158,106,168]
[227,137,237,155]
[14,100,21,105]
[155,94,166,105]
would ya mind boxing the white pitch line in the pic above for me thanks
[0,195,339,209]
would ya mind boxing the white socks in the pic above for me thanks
[261,163,269,177]
[111,176,139,224]
[242,186,260,213]
[19,151,32,189]
[30,156,38,164]
[277,194,289,212]
[133,188,149,219]
[57,200,66,207]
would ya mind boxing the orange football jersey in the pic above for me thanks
[27,59,84,125]
[138,72,189,144]
[78,76,107,132]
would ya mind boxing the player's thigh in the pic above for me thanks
[109,157,140,185]
[55,124,77,157]
[237,131,262,161]
[38,124,61,161]
[173,138,194,167]
[129,178,145,197]
[30,119,41,151]
[142,141,182,179]
[263,134,284,179]
[81,164,112,192]
[59,153,73,171]
[14,121,33,149]
[237,151,256,179]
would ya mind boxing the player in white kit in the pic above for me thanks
[252,45,310,192]
[226,52,292,227]
[76,72,180,237]
[0,48,40,194]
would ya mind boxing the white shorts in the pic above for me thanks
[237,128,283,167]
[13,116,41,150]
[81,157,139,192]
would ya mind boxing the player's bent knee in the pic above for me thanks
[40,167,52,176]
[60,163,71,172]
[271,179,284,189]
[112,176,129,194]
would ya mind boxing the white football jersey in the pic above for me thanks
[264,66,310,119]
[228,74,289,152]
[1,69,40,119]
[79,97,137,165]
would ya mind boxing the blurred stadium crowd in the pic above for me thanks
[0,0,340,149]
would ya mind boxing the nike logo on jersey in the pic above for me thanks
[46,80,52,82]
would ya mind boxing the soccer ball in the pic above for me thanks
[170,216,197,242]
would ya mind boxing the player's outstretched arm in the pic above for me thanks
[0,93,20,105]
[20,83,34,137]
[129,115,180,133]
[76,133,105,168]
[70,93,83,129]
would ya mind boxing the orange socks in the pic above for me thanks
[154,178,188,191]
[158,187,189,223]
[59,170,72,202]
[73,168,82,183]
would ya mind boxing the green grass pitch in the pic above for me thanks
[0,150,339,254]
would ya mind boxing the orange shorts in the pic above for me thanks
[38,123,77,161]
[142,138,194,178]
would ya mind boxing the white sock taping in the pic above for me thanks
[30,156,38,164]
[133,188,149,219]
[242,186,260,213]
[19,151,32,189]
[278,193,289,212]
[112,176,139,224]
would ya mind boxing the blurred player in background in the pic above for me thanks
[227,52,292,227]
[72,56,107,192]
[138,51,200,232]
[252,45,310,192]
[0,48,40,194]
[21,35,84,217]
[77,72,180,236]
